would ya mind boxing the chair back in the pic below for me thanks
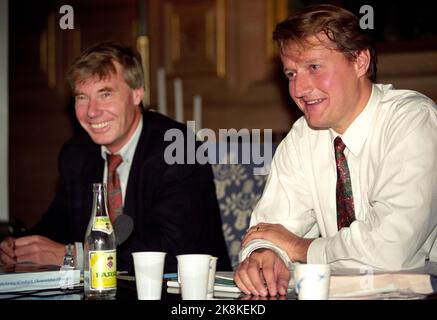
[211,142,277,269]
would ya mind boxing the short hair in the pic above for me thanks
[273,4,377,82]
[67,41,145,91]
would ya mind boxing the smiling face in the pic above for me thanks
[281,33,372,133]
[74,61,144,153]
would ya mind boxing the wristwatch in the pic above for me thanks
[63,243,75,268]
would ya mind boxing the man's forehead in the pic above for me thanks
[74,73,115,89]
[280,34,336,60]
[74,60,124,90]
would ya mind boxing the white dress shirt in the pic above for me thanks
[242,84,437,271]
[101,117,143,206]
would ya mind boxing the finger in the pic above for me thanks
[15,252,41,264]
[256,223,275,231]
[241,234,253,248]
[243,225,259,238]
[246,223,269,234]
[262,262,278,297]
[241,226,265,247]
[16,248,63,266]
[14,241,41,257]
[0,253,16,265]
[0,238,16,258]
[14,235,42,247]
[277,276,289,296]
[238,263,259,296]
[241,230,268,248]
[246,225,258,233]
[234,262,252,295]
[276,262,291,296]
[246,257,268,296]
[237,257,263,296]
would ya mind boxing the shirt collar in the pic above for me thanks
[101,116,143,163]
[329,83,382,157]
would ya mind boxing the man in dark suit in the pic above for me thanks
[0,41,231,273]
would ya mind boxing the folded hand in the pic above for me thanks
[13,235,66,266]
[242,222,314,263]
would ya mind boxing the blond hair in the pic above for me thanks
[67,41,144,91]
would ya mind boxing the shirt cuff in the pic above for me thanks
[307,237,328,264]
[239,239,293,271]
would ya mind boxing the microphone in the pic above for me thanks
[113,214,134,246]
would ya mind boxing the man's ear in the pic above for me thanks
[354,49,371,78]
[132,87,145,106]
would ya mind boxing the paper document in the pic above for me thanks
[0,263,81,293]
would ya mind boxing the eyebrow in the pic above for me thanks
[74,86,115,96]
[282,57,322,71]
[304,59,321,64]
[97,86,115,92]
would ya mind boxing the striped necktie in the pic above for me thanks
[334,137,356,230]
[106,153,123,223]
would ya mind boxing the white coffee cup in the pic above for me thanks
[177,254,212,300]
[294,263,331,300]
[207,256,218,299]
[132,251,167,300]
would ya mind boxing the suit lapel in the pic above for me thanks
[124,112,151,219]
[80,146,104,226]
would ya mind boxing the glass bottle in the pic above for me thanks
[83,183,117,299]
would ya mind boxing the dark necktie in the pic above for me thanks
[334,137,356,230]
[107,153,123,223]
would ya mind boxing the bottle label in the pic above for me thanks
[92,216,113,234]
[89,250,117,290]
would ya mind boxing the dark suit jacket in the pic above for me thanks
[29,111,231,273]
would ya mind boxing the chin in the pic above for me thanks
[89,135,113,146]
[306,118,329,130]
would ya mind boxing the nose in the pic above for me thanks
[86,98,102,118]
[291,73,313,99]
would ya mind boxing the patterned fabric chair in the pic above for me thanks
[212,142,278,269]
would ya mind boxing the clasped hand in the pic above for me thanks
[0,235,65,266]
[234,222,314,297]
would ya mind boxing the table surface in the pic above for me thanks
[2,279,436,300]
[0,278,298,300]
[1,261,437,300]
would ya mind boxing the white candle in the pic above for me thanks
[174,78,183,123]
[193,95,202,132]
[157,68,167,115]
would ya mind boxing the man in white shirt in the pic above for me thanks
[234,4,437,297]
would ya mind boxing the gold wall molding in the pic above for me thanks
[164,0,225,77]
[137,35,151,107]
[266,0,289,59]
[216,0,225,77]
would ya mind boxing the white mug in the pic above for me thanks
[294,263,331,300]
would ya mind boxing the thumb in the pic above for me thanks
[276,265,291,296]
